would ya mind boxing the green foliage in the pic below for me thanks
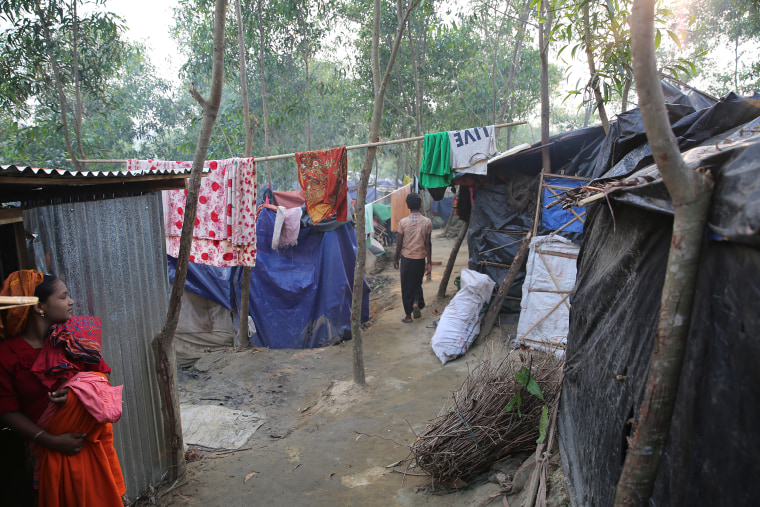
[0,0,749,176]
[537,405,549,444]
[506,363,550,444]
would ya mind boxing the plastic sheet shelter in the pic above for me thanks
[168,206,369,350]
[461,125,607,312]
[456,81,720,312]
[560,93,760,506]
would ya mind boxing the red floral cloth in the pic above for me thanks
[153,158,257,267]
[31,316,103,390]
[295,147,348,224]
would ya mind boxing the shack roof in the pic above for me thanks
[0,164,200,209]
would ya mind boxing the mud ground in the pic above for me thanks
[144,230,568,507]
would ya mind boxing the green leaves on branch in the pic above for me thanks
[506,365,549,444]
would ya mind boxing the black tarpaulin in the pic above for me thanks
[560,96,760,506]
[465,127,608,312]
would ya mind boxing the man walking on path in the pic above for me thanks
[394,193,432,323]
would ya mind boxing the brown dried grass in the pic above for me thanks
[409,345,564,483]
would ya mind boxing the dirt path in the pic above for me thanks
[152,230,525,506]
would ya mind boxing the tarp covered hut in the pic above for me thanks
[559,92,760,505]
[168,189,370,365]
[452,125,608,312]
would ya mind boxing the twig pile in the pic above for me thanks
[409,347,564,483]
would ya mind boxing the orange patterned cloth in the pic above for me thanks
[38,374,126,507]
[295,147,348,224]
[390,184,412,232]
[0,270,44,340]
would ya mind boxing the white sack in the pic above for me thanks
[516,235,579,356]
[431,269,496,364]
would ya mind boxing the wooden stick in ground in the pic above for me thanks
[442,201,456,236]
[477,233,532,340]
[437,219,469,300]
[526,374,562,507]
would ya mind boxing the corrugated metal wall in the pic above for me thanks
[23,192,171,498]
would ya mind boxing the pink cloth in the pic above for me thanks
[125,159,193,172]
[273,189,306,209]
[37,372,123,429]
[154,158,258,267]
[33,372,122,484]
[272,206,302,249]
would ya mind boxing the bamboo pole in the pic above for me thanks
[437,219,469,300]
[477,233,532,340]
[0,296,38,310]
[69,121,527,164]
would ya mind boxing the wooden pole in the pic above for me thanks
[442,199,456,236]
[69,122,527,164]
[477,232,532,340]
[436,219,469,300]
[236,0,253,349]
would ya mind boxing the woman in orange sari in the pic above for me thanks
[0,270,126,506]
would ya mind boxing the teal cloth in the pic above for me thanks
[372,203,391,223]
[365,202,374,235]
[419,132,452,188]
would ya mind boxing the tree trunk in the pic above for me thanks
[583,3,610,134]
[437,218,468,299]
[37,8,81,172]
[257,0,272,186]
[622,74,632,112]
[351,0,421,385]
[538,1,552,172]
[407,17,423,170]
[151,0,228,481]
[498,0,530,145]
[71,0,86,166]
[235,0,253,348]
[306,54,312,150]
[614,0,714,504]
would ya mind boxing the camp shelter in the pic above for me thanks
[0,165,189,500]
[559,93,760,505]
[166,200,370,362]
[450,124,608,313]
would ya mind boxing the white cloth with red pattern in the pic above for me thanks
[129,158,257,267]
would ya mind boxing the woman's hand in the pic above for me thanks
[48,432,87,455]
[47,387,69,407]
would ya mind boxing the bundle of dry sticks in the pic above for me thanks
[409,348,563,483]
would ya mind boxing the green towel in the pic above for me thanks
[372,203,391,223]
[419,132,452,189]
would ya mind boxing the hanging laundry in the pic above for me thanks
[373,203,391,223]
[390,183,412,232]
[448,125,497,176]
[364,202,375,237]
[271,206,302,249]
[419,132,452,189]
[273,189,306,209]
[295,146,348,224]
[152,158,257,267]
[125,159,193,172]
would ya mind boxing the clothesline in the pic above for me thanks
[67,121,527,164]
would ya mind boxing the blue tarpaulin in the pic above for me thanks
[431,195,455,222]
[167,207,369,349]
[542,177,587,234]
